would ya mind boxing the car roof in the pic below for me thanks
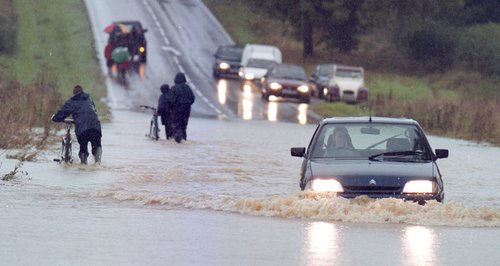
[272,63,305,69]
[321,116,420,126]
[114,20,144,29]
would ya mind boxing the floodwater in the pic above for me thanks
[2,0,499,264]
[1,110,499,265]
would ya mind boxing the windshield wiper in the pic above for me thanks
[368,150,423,161]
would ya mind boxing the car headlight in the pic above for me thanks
[298,85,309,93]
[244,73,255,80]
[311,179,344,192]
[139,46,145,53]
[402,180,436,193]
[270,82,282,90]
[219,62,230,70]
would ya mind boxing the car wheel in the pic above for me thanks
[262,93,270,101]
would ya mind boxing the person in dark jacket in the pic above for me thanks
[157,83,174,140]
[166,72,195,143]
[52,85,102,164]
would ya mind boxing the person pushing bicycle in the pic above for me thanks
[157,83,174,140]
[52,85,102,164]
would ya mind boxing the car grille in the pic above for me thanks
[343,185,402,194]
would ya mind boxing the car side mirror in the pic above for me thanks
[143,28,148,33]
[435,149,448,159]
[291,147,306,157]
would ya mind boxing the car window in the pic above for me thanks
[271,66,307,80]
[247,59,276,68]
[218,46,243,60]
[318,65,334,76]
[335,69,363,79]
[310,122,431,160]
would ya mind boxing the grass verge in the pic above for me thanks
[0,0,107,152]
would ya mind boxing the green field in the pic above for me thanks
[1,0,106,110]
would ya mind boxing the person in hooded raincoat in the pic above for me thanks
[157,84,174,140]
[52,85,103,164]
[166,72,195,143]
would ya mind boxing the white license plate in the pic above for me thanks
[283,88,297,95]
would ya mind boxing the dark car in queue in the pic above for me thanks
[114,20,148,63]
[213,45,244,78]
[261,63,311,103]
[290,117,449,204]
[310,63,335,99]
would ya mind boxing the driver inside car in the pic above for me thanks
[326,126,358,157]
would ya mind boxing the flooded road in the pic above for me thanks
[1,0,499,265]
[1,110,499,265]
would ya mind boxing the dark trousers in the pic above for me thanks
[172,106,191,142]
[160,112,174,139]
[77,129,102,157]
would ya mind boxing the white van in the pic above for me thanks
[239,44,282,81]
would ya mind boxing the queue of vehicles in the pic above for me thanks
[212,43,369,104]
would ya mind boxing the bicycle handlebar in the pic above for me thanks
[139,105,157,111]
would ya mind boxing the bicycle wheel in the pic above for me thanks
[149,120,157,140]
[63,136,72,163]
[59,139,65,162]
[153,121,159,141]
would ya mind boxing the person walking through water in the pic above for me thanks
[167,72,195,143]
[52,85,103,164]
[157,83,174,140]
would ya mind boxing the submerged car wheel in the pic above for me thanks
[262,92,270,101]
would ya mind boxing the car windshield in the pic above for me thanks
[318,64,334,76]
[335,69,363,79]
[218,46,243,60]
[247,59,276,69]
[270,65,308,80]
[310,122,432,161]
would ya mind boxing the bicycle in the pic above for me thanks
[53,118,74,163]
[140,105,160,141]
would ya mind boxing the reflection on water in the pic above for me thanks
[304,222,339,266]
[267,102,278,122]
[242,85,253,120]
[138,63,145,79]
[403,226,437,266]
[298,103,308,125]
[217,79,227,104]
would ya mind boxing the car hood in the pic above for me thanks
[268,78,307,86]
[309,159,437,185]
[243,67,268,78]
[330,79,364,91]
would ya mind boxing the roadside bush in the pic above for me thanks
[0,65,62,149]
[455,23,500,76]
[405,24,457,72]
[0,0,17,54]
[373,94,500,145]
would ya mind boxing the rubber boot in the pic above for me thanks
[79,152,88,164]
[94,147,102,164]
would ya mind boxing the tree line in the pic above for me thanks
[253,0,500,75]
